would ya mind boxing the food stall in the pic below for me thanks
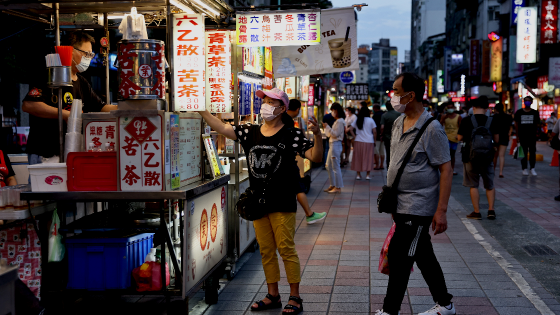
[0,0,238,312]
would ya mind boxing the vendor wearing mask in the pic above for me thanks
[22,31,117,165]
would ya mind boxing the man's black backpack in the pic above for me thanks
[469,115,494,165]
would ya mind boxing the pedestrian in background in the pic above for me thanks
[349,105,376,180]
[323,103,345,194]
[381,101,401,168]
[457,97,499,220]
[492,103,513,178]
[375,73,455,315]
[372,104,385,170]
[515,96,540,176]
[286,99,327,225]
[440,101,462,175]
[198,88,323,314]
[342,107,357,166]
[321,108,335,170]
[547,112,557,145]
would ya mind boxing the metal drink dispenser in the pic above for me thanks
[117,39,166,100]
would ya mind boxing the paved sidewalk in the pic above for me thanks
[200,163,560,315]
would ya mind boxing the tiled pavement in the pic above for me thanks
[200,155,560,315]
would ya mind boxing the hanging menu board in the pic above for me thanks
[179,114,203,187]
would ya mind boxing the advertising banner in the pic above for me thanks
[470,39,480,76]
[205,31,232,113]
[481,40,491,83]
[300,75,310,101]
[264,47,274,89]
[517,7,538,63]
[345,84,369,100]
[549,57,560,86]
[490,38,503,82]
[242,47,264,76]
[235,10,321,46]
[512,0,525,25]
[272,7,358,78]
[173,14,205,111]
[184,185,227,295]
[541,0,558,44]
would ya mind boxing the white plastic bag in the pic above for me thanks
[48,209,65,262]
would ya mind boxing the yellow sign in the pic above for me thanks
[428,75,433,97]
[490,38,503,82]
[390,50,398,56]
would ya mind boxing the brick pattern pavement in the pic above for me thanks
[202,162,560,315]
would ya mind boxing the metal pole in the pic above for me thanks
[55,3,64,162]
[104,13,110,105]
[167,0,174,112]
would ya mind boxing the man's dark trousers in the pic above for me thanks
[382,214,453,315]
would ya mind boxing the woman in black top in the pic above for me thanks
[198,88,322,314]
[492,103,513,178]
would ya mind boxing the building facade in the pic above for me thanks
[368,39,398,93]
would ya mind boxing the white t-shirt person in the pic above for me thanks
[351,117,377,144]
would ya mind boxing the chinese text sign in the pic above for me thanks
[205,31,232,113]
[173,14,206,111]
[517,7,537,63]
[236,11,320,46]
[541,0,558,44]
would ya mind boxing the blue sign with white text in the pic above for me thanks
[340,71,354,84]
[511,0,525,26]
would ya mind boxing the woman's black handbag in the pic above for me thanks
[237,187,265,221]
[236,127,293,221]
[377,118,435,214]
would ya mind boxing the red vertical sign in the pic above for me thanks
[538,75,548,89]
[541,0,558,44]
[470,39,480,76]
[481,40,491,83]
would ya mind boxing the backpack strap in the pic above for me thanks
[484,116,493,131]
[471,115,478,128]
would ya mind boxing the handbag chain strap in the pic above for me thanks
[390,117,436,190]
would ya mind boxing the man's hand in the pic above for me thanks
[308,117,321,135]
[431,208,448,235]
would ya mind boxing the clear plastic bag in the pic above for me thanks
[48,209,65,262]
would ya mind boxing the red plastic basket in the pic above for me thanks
[66,152,117,191]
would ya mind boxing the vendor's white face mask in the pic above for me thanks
[74,56,92,72]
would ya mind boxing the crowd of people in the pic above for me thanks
[194,73,560,315]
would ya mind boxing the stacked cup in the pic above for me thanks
[65,99,84,160]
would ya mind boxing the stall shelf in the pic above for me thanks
[20,174,230,309]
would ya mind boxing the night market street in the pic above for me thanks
[182,142,560,315]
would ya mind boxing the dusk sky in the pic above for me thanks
[331,0,411,63]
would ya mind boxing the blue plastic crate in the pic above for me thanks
[66,233,154,290]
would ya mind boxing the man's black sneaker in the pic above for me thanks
[466,211,482,220]
[555,195,560,201]
[487,210,496,220]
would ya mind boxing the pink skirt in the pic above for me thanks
[351,141,375,172]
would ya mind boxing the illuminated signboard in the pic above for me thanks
[512,0,525,25]
[173,14,205,111]
[428,75,433,97]
[236,10,321,46]
[205,31,232,113]
[490,38,503,82]
[541,0,558,44]
[517,7,537,63]
[437,70,444,93]
[242,47,265,76]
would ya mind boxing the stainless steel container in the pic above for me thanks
[117,39,166,100]
[47,66,72,87]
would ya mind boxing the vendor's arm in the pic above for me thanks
[5,176,17,186]
[198,110,237,140]
[304,117,323,163]
[22,101,70,122]
[101,104,118,112]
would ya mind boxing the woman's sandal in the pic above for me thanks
[282,296,303,314]
[251,293,282,311]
